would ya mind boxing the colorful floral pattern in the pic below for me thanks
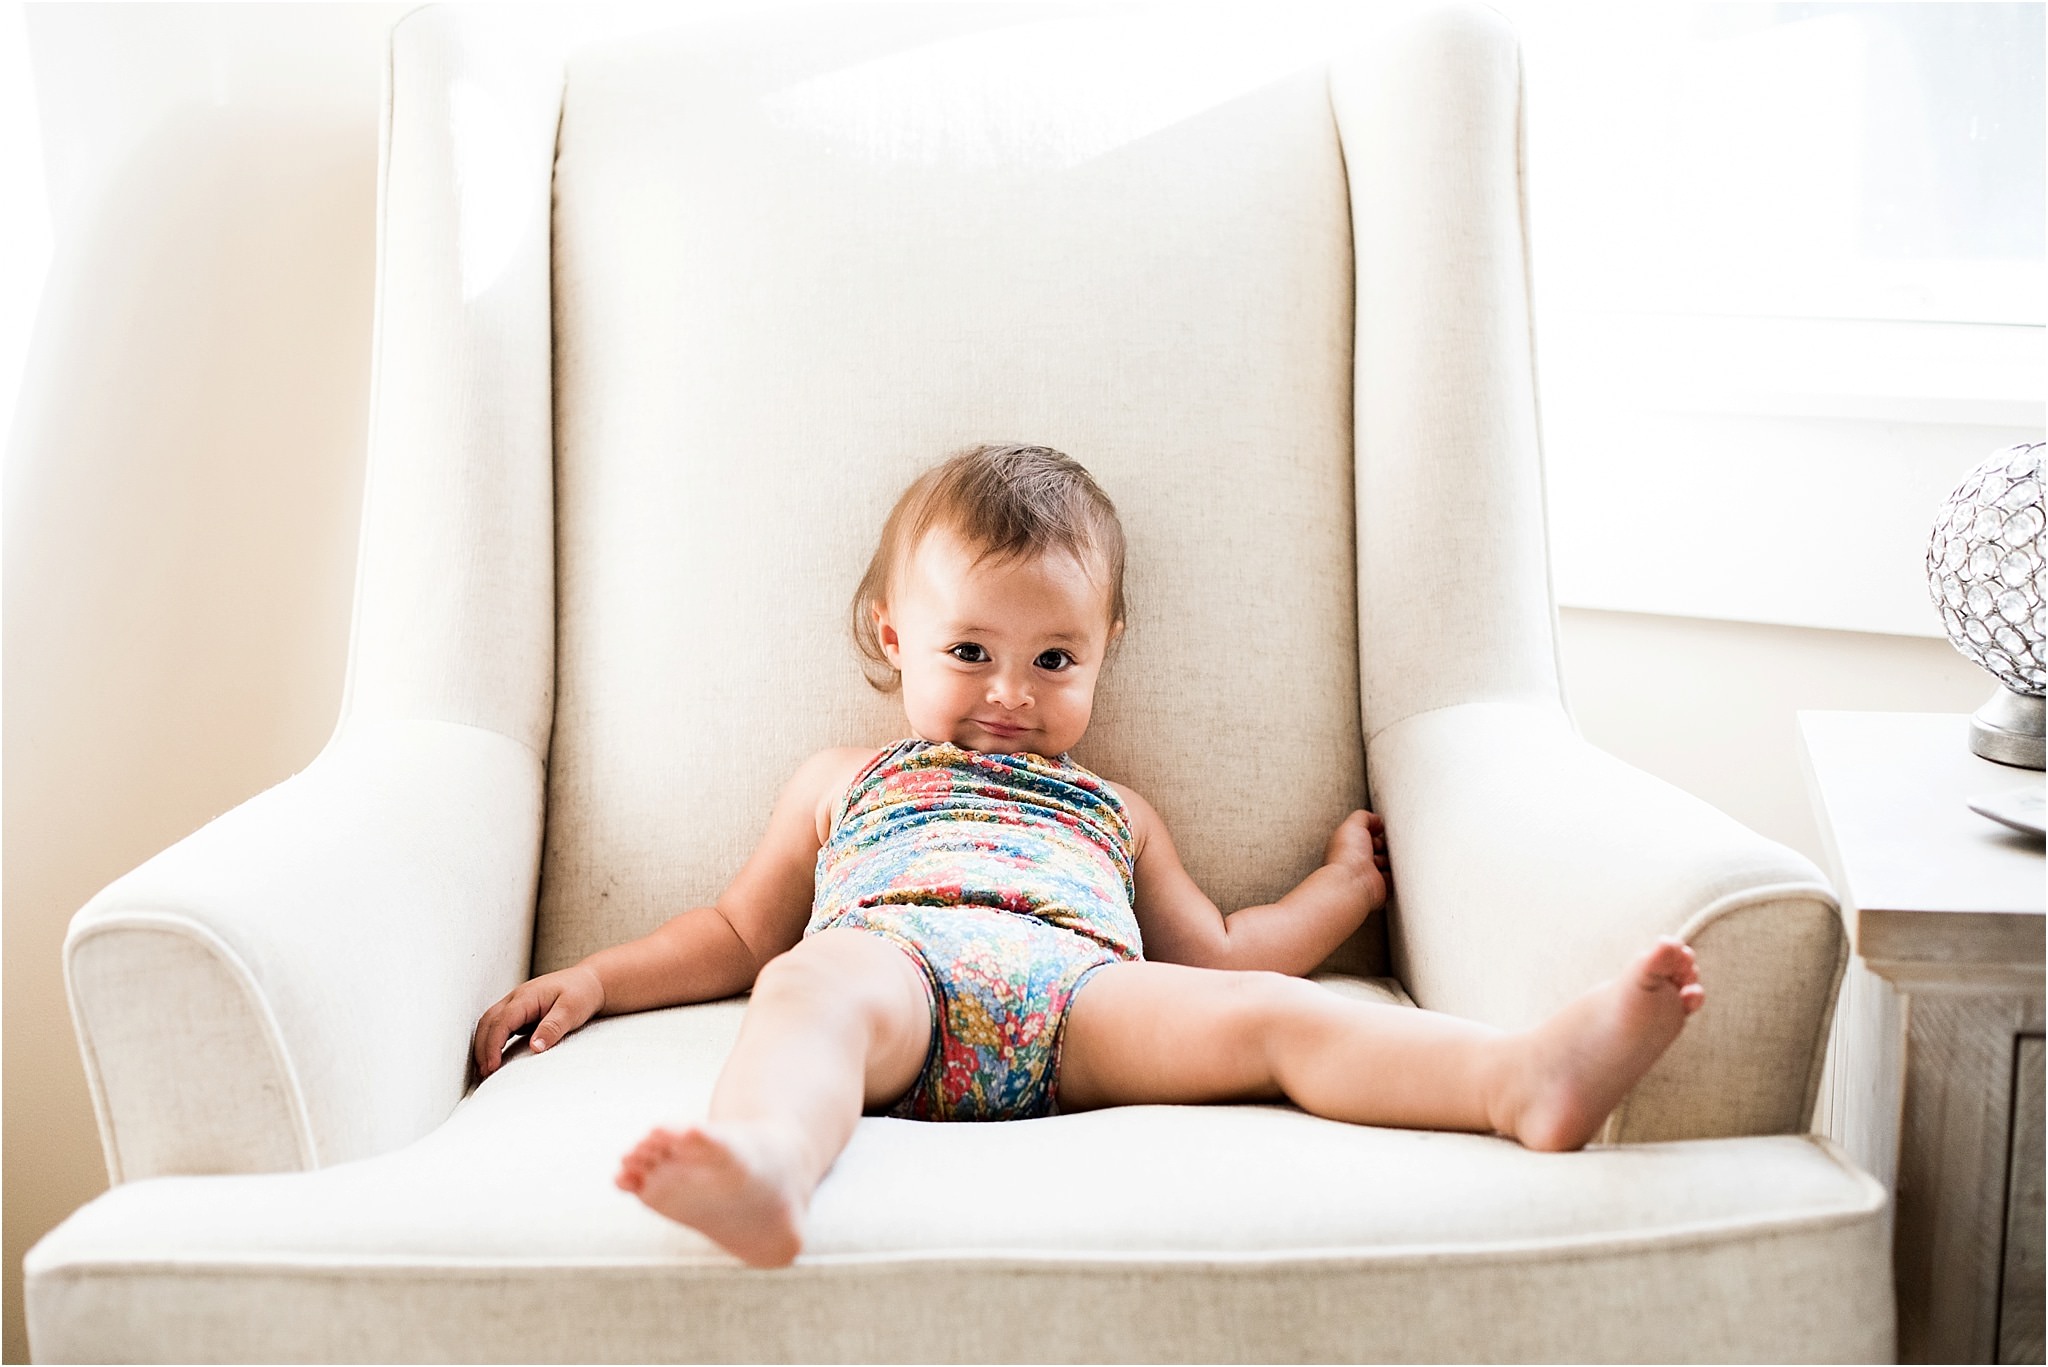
[806,739,1143,1120]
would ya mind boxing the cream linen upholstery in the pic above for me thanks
[535,2,1364,974]
[63,720,542,1182]
[30,1000,1891,1364]
[57,5,565,1187]
[29,3,1891,1361]
[1369,702,1845,1144]
[1336,9,1844,1141]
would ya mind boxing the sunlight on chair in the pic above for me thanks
[448,76,535,302]
[758,12,1336,171]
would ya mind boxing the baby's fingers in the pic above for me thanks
[529,996,580,1054]
[531,967,604,1053]
[470,1006,501,1080]
[1326,810,1375,858]
[471,1007,507,1081]
[472,989,542,1080]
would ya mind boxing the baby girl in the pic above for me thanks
[470,443,1706,1268]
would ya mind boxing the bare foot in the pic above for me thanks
[614,1124,805,1267]
[1503,937,1705,1152]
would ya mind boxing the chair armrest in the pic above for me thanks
[64,719,543,1183]
[1368,701,1847,1142]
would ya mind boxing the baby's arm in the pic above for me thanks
[470,746,876,1079]
[1115,784,1388,976]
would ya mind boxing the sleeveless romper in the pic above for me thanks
[806,739,1144,1121]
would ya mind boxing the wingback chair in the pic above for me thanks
[26,3,1893,1360]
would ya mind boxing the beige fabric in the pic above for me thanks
[1335,5,1566,736]
[67,926,311,1182]
[536,3,1369,974]
[1367,701,1845,1142]
[1616,890,1846,1140]
[58,0,564,1192]
[64,718,544,1182]
[336,5,562,760]
[28,995,1892,1363]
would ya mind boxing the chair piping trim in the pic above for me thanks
[64,913,319,1179]
[1364,695,1572,749]
[26,1153,1885,1281]
[1601,881,1844,1140]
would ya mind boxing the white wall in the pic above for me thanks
[0,4,2027,1363]
[1557,607,1996,872]
[2,5,408,1360]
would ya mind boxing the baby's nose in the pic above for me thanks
[987,673,1031,708]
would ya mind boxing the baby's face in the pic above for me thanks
[874,527,1121,758]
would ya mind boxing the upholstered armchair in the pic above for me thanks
[26,3,1891,1360]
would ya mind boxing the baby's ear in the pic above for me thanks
[873,604,902,663]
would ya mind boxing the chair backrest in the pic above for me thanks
[342,2,1558,980]
[533,4,1375,972]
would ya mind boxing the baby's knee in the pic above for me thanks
[1216,969,1319,1032]
[749,945,858,1017]
[1234,971,1345,1049]
[752,937,921,1031]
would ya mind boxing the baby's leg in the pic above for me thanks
[615,929,930,1266]
[1058,938,1703,1152]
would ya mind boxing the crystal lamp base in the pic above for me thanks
[1970,685,2045,770]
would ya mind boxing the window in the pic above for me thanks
[1493,1,2046,635]
[1505,1,2044,325]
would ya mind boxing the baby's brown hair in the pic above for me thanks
[852,444,1127,693]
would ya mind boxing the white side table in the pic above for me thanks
[1801,711,2045,1364]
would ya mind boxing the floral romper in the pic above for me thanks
[805,738,1143,1121]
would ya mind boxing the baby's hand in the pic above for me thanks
[470,964,605,1083]
[1324,809,1390,909]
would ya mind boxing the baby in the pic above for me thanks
[471,443,1705,1268]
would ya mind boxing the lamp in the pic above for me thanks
[1927,440,2045,769]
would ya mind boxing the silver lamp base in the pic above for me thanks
[1971,686,2046,769]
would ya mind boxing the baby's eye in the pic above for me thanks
[948,643,989,664]
[1035,649,1074,671]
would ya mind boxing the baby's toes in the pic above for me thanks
[1680,982,1706,1014]
[1636,937,1691,987]
[624,1128,677,1169]
[650,1127,694,1160]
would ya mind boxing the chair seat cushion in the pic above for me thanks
[28,979,1891,1363]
